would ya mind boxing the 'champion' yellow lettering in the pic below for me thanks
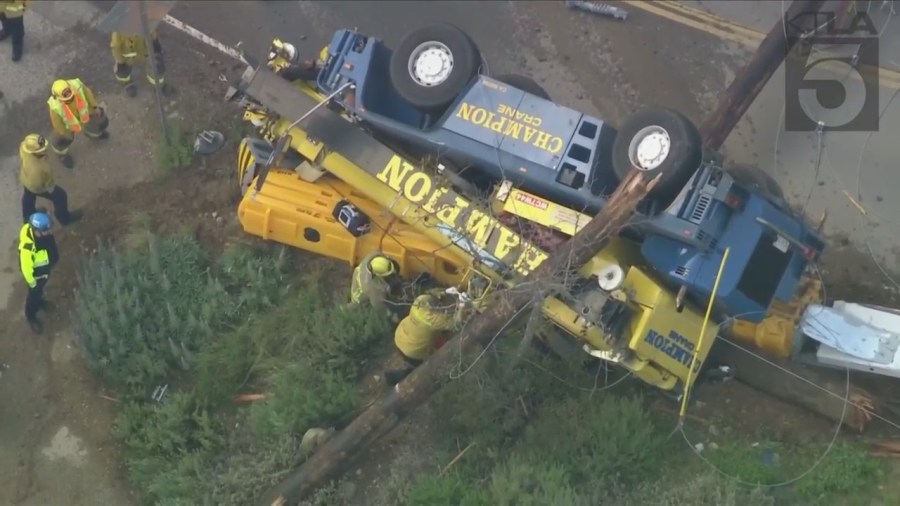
[375,155,549,277]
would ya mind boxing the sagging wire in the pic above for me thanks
[679,368,849,489]
[802,125,825,213]
[448,299,533,379]
[676,259,856,490]
[485,347,634,394]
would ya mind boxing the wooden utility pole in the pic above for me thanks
[261,1,834,503]
[700,0,825,148]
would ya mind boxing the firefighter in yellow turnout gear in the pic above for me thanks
[19,133,81,225]
[350,252,402,318]
[385,289,458,386]
[47,78,109,169]
[110,31,168,98]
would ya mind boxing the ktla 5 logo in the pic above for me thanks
[785,11,880,132]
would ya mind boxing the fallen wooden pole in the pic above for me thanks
[259,172,657,505]
[717,343,874,432]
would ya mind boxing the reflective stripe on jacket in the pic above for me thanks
[47,79,93,134]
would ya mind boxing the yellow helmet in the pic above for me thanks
[368,255,395,277]
[51,79,73,101]
[22,134,48,154]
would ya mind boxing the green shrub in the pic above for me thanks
[789,442,881,500]
[157,123,194,172]
[115,392,224,504]
[488,455,587,506]
[407,337,675,506]
[249,361,358,441]
[74,236,288,393]
[517,395,668,491]
[622,469,775,506]
[193,286,390,405]
[114,270,393,505]
[407,472,487,506]
[205,426,307,506]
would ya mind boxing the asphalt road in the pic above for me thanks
[163,0,731,124]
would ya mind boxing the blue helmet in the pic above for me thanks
[28,212,52,232]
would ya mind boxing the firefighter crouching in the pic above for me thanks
[19,133,81,225]
[47,78,109,169]
[385,290,458,386]
[111,30,168,97]
[267,39,328,82]
[19,212,58,334]
[350,252,403,320]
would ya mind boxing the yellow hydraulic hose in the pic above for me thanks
[679,247,730,421]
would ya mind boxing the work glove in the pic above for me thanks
[28,281,36,289]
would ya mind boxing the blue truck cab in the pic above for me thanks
[305,25,826,323]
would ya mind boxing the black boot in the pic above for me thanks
[11,43,21,62]
[60,154,74,169]
[28,318,43,334]
[60,210,83,226]
[125,83,137,98]
[384,367,413,386]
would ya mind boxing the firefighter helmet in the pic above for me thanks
[22,134,48,154]
[29,212,52,232]
[369,256,395,277]
[51,79,74,101]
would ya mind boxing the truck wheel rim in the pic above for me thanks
[628,125,671,171]
[408,41,454,87]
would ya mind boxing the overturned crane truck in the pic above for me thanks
[230,24,900,395]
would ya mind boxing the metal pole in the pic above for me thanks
[138,0,170,146]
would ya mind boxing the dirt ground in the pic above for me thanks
[0,7,247,503]
[1,1,900,505]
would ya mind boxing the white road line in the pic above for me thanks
[163,15,248,64]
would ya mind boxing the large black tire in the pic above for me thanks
[612,107,703,201]
[389,23,481,113]
[494,74,551,100]
[727,163,788,207]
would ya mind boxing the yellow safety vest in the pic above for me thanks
[47,79,91,133]
[18,224,50,287]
